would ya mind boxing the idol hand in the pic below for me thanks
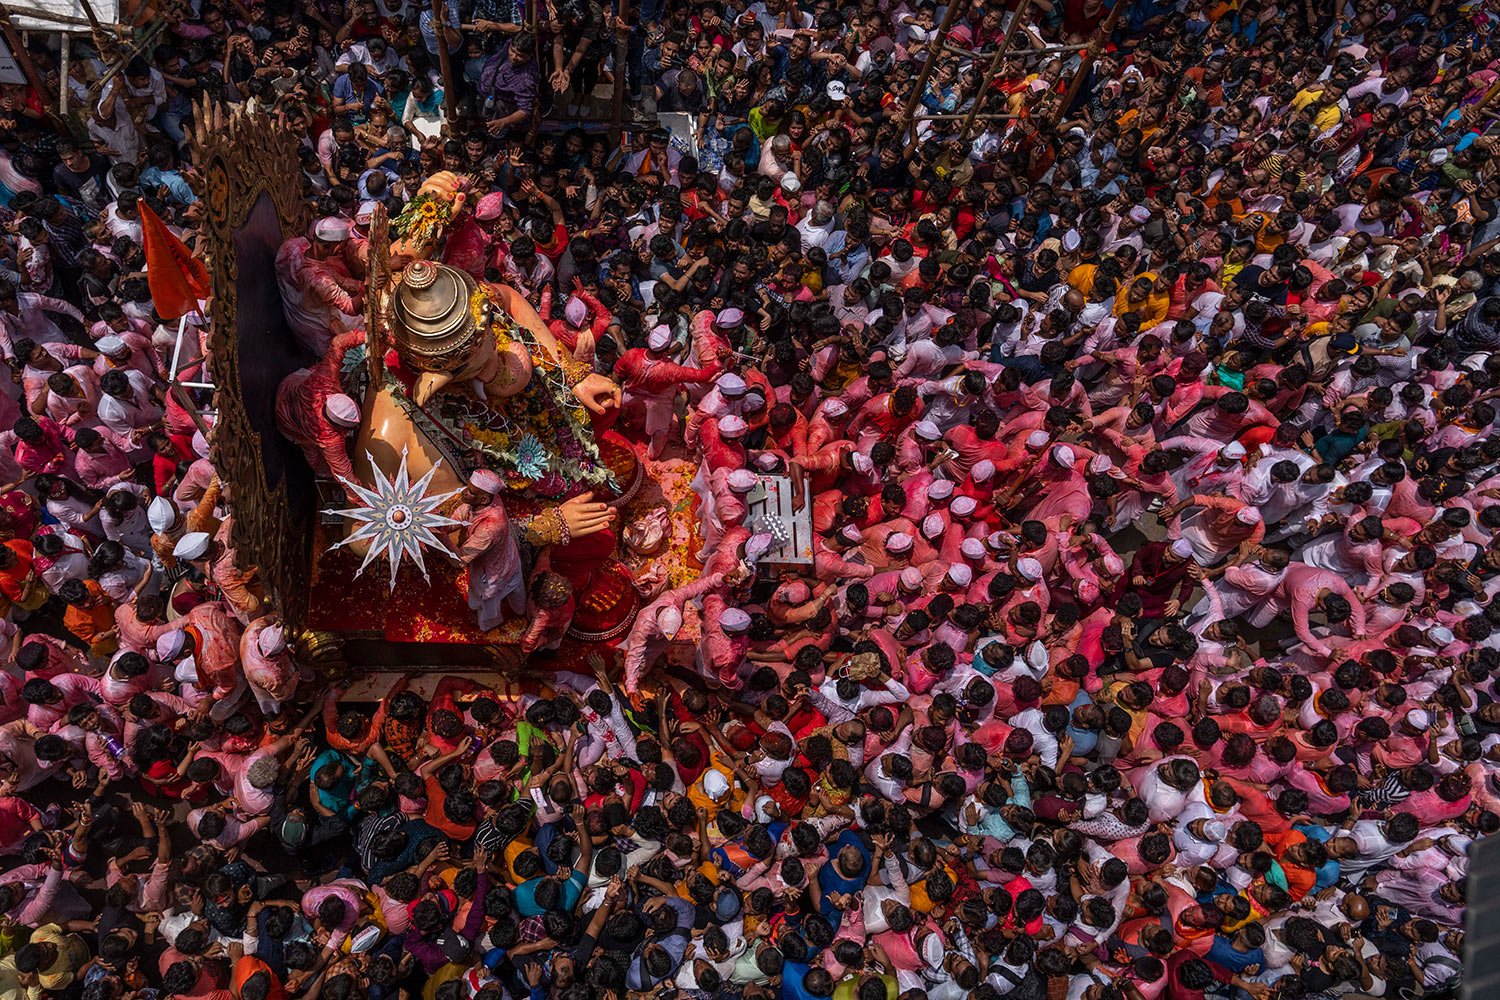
[572,374,622,416]
[560,491,616,539]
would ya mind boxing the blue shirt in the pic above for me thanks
[513,869,586,916]
[1206,934,1265,974]
[140,166,198,206]
[1065,690,1100,757]
[331,74,384,122]
[311,749,358,821]
[419,4,461,55]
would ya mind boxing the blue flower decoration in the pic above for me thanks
[514,434,550,481]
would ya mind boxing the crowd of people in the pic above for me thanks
[1,0,1498,998]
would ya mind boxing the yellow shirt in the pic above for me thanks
[909,862,956,913]
[1290,87,1324,111]
[25,926,86,993]
[1067,262,1100,294]
[1114,272,1170,326]
[503,835,535,883]
[687,752,745,819]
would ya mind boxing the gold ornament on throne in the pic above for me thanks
[188,97,314,631]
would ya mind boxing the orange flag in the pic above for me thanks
[139,198,210,321]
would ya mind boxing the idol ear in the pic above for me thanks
[413,370,453,407]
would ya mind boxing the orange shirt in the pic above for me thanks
[63,580,114,645]
[232,957,286,1000]
[0,539,34,602]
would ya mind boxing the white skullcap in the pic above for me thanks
[313,216,351,242]
[1428,626,1455,646]
[779,580,811,605]
[951,496,978,517]
[921,931,945,970]
[972,460,996,483]
[1405,708,1431,731]
[701,768,731,799]
[1017,557,1044,582]
[781,174,801,194]
[1170,538,1195,559]
[887,343,908,362]
[95,335,127,356]
[657,605,684,638]
[192,430,210,458]
[745,533,774,557]
[960,538,986,560]
[324,393,361,428]
[947,563,973,587]
[148,495,178,534]
[470,469,504,494]
[1235,506,1262,526]
[927,479,955,501]
[987,531,1008,551]
[922,513,945,539]
[720,608,752,633]
[715,308,745,329]
[1128,205,1152,224]
[840,524,863,544]
[728,469,759,492]
[1201,820,1228,842]
[851,452,873,475]
[1076,578,1100,603]
[899,566,924,590]
[257,624,286,657]
[156,629,187,661]
[1051,445,1076,468]
[717,373,748,397]
[743,391,767,412]
[914,420,942,442]
[648,324,672,350]
[355,200,378,225]
[565,296,588,328]
[885,532,914,553]
[821,399,849,419]
[174,531,211,560]
[754,453,778,471]
[1026,430,1050,449]
[718,415,748,438]
[1222,441,1247,460]
[1088,454,1113,474]
[1061,230,1081,253]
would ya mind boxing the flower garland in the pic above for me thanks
[403,284,617,496]
[391,193,454,256]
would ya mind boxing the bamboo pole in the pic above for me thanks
[898,0,962,138]
[942,40,1088,60]
[73,0,102,33]
[916,112,1022,122]
[85,15,167,104]
[1460,75,1500,131]
[609,0,630,130]
[0,1,54,110]
[4,3,96,29]
[1051,0,1124,130]
[429,0,456,124]
[958,2,1030,137]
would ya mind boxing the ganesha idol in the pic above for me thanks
[348,172,642,635]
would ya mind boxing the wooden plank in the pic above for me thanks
[745,473,813,566]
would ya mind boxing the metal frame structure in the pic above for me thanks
[898,0,1124,136]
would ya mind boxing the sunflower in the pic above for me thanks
[419,200,440,219]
